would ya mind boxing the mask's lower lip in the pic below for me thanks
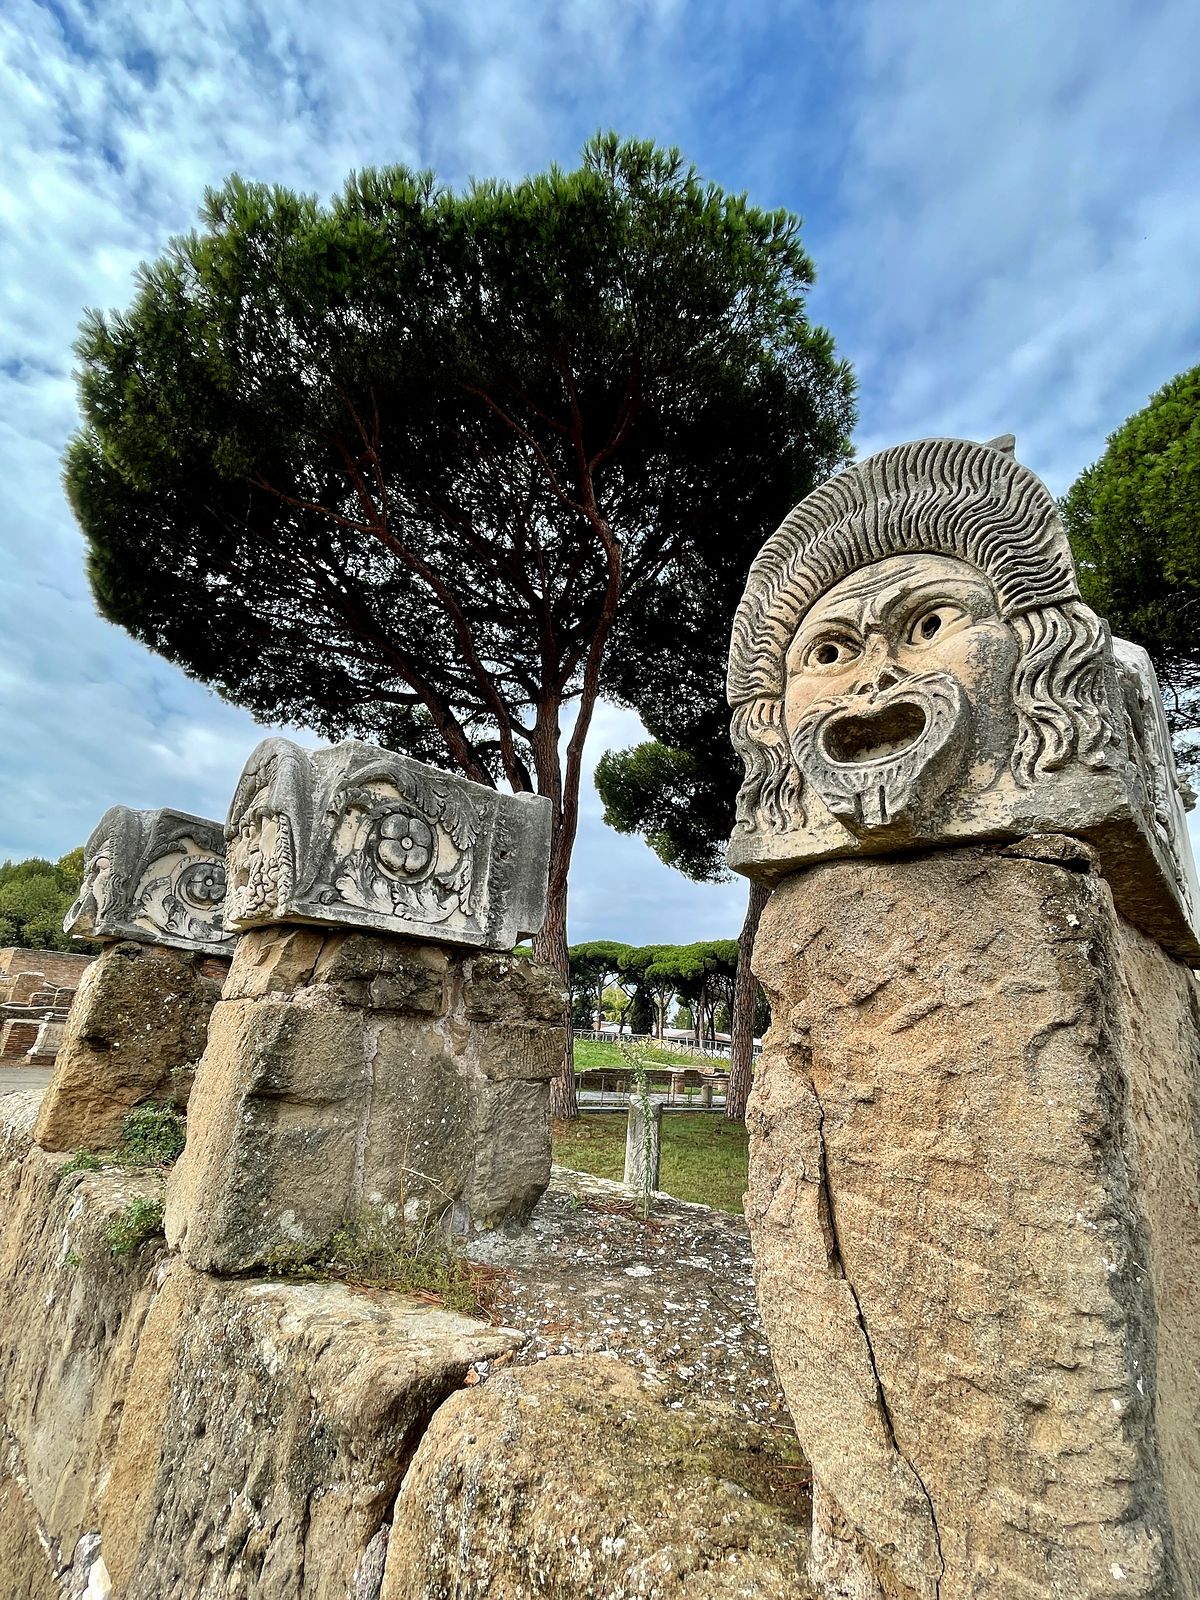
[820,700,928,766]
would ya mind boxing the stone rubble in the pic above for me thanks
[469,1166,788,1428]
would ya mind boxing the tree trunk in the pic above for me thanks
[727,879,770,1122]
[536,880,577,1119]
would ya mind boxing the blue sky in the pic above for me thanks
[1,0,1198,942]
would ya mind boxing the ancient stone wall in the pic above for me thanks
[0,948,93,991]
[167,928,566,1269]
[0,1091,814,1599]
[0,949,93,1071]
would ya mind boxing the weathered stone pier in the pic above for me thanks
[729,435,1200,1599]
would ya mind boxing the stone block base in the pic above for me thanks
[748,837,1200,1600]
[100,1259,520,1598]
[166,928,566,1272]
[381,1357,815,1599]
[33,941,224,1153]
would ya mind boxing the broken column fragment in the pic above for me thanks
[727,436,1200,1599]
[34,807,232,1152]
[166,738,560,1272]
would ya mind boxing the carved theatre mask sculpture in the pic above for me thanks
[65,806,232,957]
[727,436,1200,962]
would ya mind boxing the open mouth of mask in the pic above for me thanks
[791,675,972,835]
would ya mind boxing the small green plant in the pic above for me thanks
[56,1151,103,1187]
[266,1205,489,1318]
[103,1196,165,1257]
[115,1103,186,1167]
[62,1250,82,1268]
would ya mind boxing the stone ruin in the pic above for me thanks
[34,806,234,1152]
[0,947,93,1069]
[9,734,804,1600]
[729,435,1200,1598]
[168,735,565,1269]
[4,434,1200,1600]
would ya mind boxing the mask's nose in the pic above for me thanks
[851,637,906,698]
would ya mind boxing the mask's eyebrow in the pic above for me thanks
[796,567,889,635]
[795,606,863,636]
[868,572,997,627]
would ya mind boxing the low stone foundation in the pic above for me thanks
[0,1092,812,1599]
[0,948,94,994]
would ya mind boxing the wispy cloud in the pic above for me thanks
[804,0,1200,490]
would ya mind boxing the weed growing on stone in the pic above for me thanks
[115,1103,186,1167]
[54,1104,185,1191]
[103,1196,165,1257]
[56,1151,103,1187]
[267,1206,492,1318]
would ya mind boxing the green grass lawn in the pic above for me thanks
[552,1111,749,1214]
[573,1037,725,1071]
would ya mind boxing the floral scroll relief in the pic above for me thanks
[223,737,552,950]
[65,805,233,956]
[322,771,482,926]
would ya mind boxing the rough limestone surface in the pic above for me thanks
[0,1094,167,1595]
[747,839,1199,1600]
[33,940,223,1153]
[100,1258,521,1600]
[380,1356,815,1600]
[0,1453,60,1600]
[166,926,566,1271]
[0,1091,527,1600]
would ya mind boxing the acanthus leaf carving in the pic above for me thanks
[225,737,551,952]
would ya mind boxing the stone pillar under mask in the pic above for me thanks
[727,436,1200,1600]
[165,738,560,1272]
[751,841,1199,1599]
[35,806,232,1153]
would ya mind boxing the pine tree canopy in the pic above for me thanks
[66,134,853,794]
[1062,363,1200,767]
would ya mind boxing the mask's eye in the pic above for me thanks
[803,636,860,669]
[909,606,966,646]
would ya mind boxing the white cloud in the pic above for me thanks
[804,0,1200,491]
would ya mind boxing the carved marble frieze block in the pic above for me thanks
[64,806,233,957]
[727,434,1200,962]
[224,738,552,949]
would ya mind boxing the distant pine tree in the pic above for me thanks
[1063,363,1200,770]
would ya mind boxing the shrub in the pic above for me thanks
[115,1103,186,1167]
[103,1196,165,1257]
